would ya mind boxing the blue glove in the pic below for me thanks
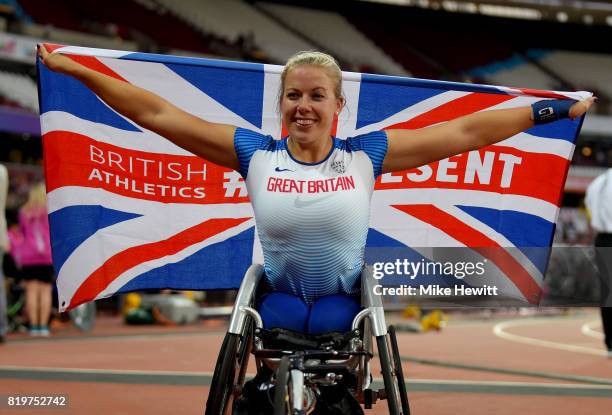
[531,99,575,124]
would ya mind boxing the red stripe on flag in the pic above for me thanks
[383,93,516,130]
[68,217,251,309]
[512,88,569,100]
[376,145,569,206]
[42,43,65,53]
[43,131,250,204]
[331,113,338,137]
[281,122,288,138]
[393,204,542,304]
[66,55,129,82]
[41,43,128,82]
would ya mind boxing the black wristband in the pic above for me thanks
[531,99,575,125]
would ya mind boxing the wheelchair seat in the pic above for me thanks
[204,264,410,415]
[256,327,358,351]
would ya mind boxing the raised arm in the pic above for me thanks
[39,45,240,171]
[382,98,595,174]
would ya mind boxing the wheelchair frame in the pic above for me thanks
[205,264,410,415]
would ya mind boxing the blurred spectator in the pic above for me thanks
[236,31,255,55]
[4,163,44,211]
[585,168,612,358]
[236,30,269,62]
[554,208,591,245]
[7,182,54,336]
[122,292,171,326]
[0,164,8,343]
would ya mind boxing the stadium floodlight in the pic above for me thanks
[479,4,543,19]
[360,0,612,24]
[442,0,460,11]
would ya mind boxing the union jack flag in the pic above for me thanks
[37,44,590,311]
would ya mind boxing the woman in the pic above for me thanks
[585,169,612,358]
[8,182,54,336]
[39,46,594,334]
[0,164,8,343]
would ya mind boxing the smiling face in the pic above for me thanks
[280,64,344,145]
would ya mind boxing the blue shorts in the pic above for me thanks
[258,292,361,334]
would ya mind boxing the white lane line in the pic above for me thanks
[582,320,605,340]
[0,365,211,376]
[493,319,608,357]
[406,379,612,389]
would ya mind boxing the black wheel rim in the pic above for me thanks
[376,334,401,415]
[205,333,239,415]
[205,316,254,415]
[389,325,410,415]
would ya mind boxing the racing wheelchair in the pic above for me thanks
[205,264,410,415]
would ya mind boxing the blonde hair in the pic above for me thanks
[24,182,47,209]
[280,51,344,101]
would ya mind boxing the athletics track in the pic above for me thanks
[0,309,610,414]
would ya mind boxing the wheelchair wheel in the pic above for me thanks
[376,334,401,415]
[69,302,96,331]
[205,318,253,415]
[389,325,410,415]
[273,355,291,415]
[6,284,25,332]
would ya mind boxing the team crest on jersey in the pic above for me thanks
[331,160,346,174]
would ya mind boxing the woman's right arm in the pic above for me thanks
[39,45,239,171]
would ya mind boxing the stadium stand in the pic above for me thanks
[16,0,240,57]
[256,2,408,75]
[153,0,315,63]
[470,54,560,91]
[541,51,612,107]
[0,70,37,112]
[20,24,138,52]
[350,16,514,81]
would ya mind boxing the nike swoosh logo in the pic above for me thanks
[275,167,294,172]
[294,194,335,208]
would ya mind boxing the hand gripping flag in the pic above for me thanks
[37,44,591,311]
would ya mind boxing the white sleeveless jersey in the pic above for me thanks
[234,128,387,303]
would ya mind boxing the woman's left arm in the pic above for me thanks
[382,98,595,174]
